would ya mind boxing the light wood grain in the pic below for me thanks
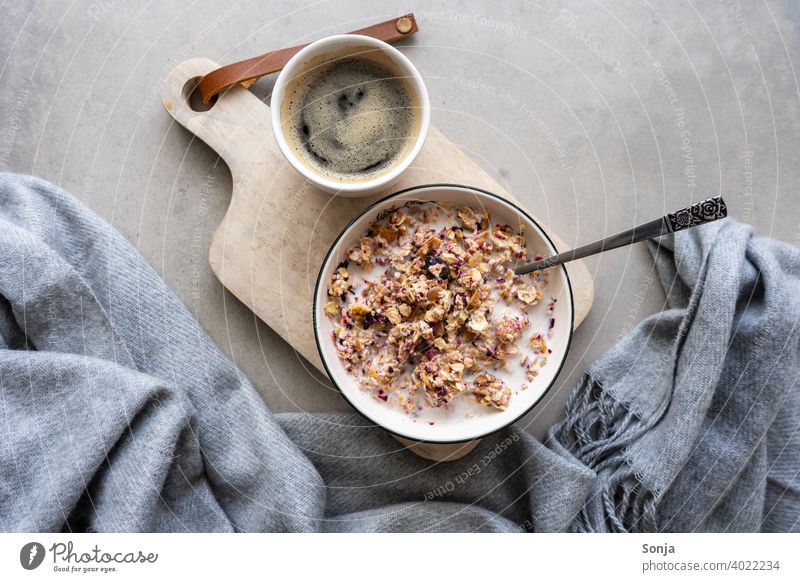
[162,58,594,460]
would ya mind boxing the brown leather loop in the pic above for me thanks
[197,14,419,103]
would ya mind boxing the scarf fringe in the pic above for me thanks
[554,375,658,532]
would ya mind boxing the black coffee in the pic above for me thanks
[282,53,418,182]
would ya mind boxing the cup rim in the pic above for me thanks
[312,183,575,444]
[270,34,430,195]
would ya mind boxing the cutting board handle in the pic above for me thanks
[161,58,275,177]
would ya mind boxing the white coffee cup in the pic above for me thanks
[270,34,430,197]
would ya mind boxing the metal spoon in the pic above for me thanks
[514,196,728,276]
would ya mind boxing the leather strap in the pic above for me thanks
[197,14,419,103]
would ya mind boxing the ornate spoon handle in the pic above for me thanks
[514,196,728,276]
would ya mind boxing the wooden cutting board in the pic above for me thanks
[161,58,595,459]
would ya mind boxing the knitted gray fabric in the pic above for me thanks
[1,173,798,532]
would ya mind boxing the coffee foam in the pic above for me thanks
[280,46,421,183]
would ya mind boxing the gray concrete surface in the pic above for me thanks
[2,0,799,440]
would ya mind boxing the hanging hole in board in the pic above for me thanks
[183,76,216,112]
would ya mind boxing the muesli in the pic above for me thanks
[325,201,554,415]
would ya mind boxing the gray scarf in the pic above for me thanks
[1,173,797,532]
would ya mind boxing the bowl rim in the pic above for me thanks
[312,183,575,443]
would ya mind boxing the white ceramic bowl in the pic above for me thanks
[271,34,430,197]
[313,184,574,443]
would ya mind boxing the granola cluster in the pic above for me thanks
[325,202,552,415]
